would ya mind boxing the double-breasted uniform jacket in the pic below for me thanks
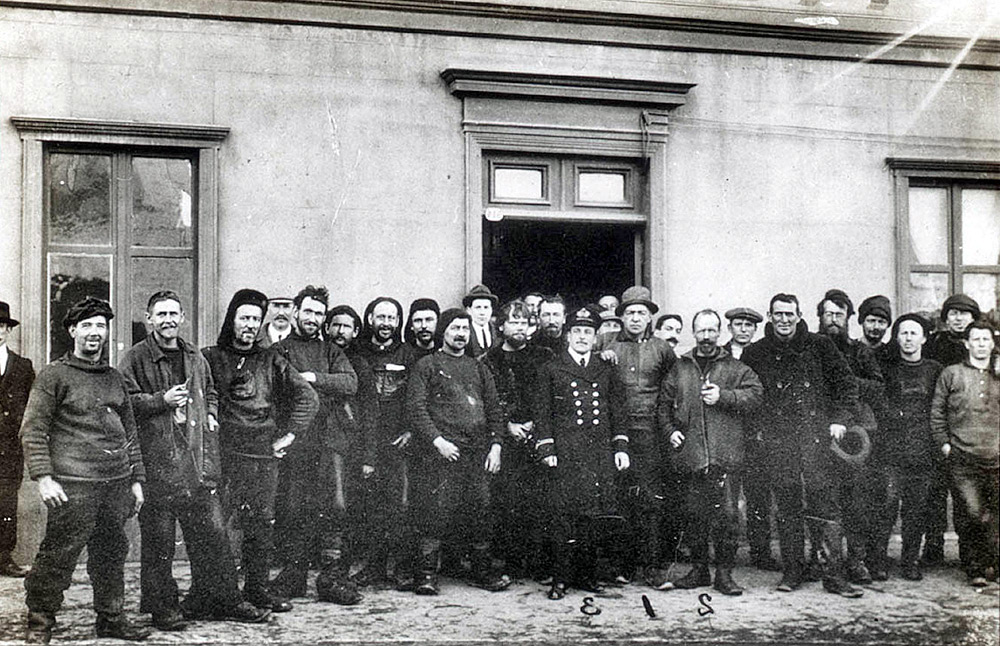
[0,349,34,481]
[740,320,858,485]
[533,351,628,516]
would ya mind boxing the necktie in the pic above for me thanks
[579,357,586,368]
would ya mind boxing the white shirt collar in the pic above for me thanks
[0,344,8,375]
[567,347,591,367]
[268,325,291,344]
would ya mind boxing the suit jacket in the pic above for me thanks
[466,322,500,360]
[0,349,34,480]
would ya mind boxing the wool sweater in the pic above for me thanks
[930,361,1000,467]
[21,353,145,483]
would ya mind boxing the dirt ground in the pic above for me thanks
[1,541,997,646]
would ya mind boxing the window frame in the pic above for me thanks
[12,117,228,365]
[888,158,1000,314]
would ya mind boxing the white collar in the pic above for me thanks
[567,347,591,367]
[0,344,7,373]
[268,325,291,343]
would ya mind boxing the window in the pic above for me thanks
[484,154,644,222]
[13,117,227,364]
[889,159,1000,317]
[46,149,198,361]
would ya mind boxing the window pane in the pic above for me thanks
[578,171,626,204]
[48,153,112,245]
[132,157,194,248]
[909,272,950,319]
[908,187,949,265]
[961,189,1000,265]
[493,167,544,201]
[130,258,195,346]
[49,253,112,362]
[962,274,999,314]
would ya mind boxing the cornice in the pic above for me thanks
[442,69,696,109]
[2,0,998,70]
[886,158,1000,175]
[10,117,231,143]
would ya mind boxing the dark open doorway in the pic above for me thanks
[483,219,639,307]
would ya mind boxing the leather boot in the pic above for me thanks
[713,567,743,596]
[270,565,308,599]
[414,539,440,596]
[470,546,511,592]
[673,563,712,589]
[821,522,863,598]
[316,554,362,605]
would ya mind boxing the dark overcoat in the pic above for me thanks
[0,350,34,481]
[740,320,858,484]
[533,351,628,516]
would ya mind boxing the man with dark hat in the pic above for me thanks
[120,290,269,630]
[595,286,676,589]
[407,308,511,595]
[534,304,629,600]
[870,313,942,581]
[464,284,500,359]
[922,293,981,566]
[741,293,863,597]
[858,295,892,351]
[270,285,359,604]
[723,307,763,361]
[355,296,417,587]
[21,297,150,640]
[660,309,763,596]
[484,299,554,581]
[814,288,883,584]
[324,305,380,590]
[404,298,440,359]
[203,289,319,614]
[0,300,33,578]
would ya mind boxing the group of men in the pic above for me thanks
[0,281,996,641]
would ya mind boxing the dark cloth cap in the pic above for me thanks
[0,301,19,328]
[435,307,471,347]
[940,293,981,321]
[567,305,602,330]
[218,288,267,346]
[891,312,932,339]
[724,307,763,324]
[405,298,440,345]
[820,289,855,317]
[327,304,362,333]
[63,296,114,330]
[598,309,622,324]
[616,285,659,317]
[462,284,498,308]
[830,425,871,468]
[859,295,891,322]
[361,296,404,346]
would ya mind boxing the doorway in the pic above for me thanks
[483,218,639,306]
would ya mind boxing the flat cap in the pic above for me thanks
[725,307,763,324]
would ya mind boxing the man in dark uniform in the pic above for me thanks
[816,289,883,584]
[534,305,630,600]
[325,305,380,589]
[355,296,416,586]
[407,308,511,595]
[484,300,554,580]
[595,286,676,589]
[271,285,359,604]
[741,293,863,597]
[21,297,149,641]
[0,300,33,578]
[203,289,319,614]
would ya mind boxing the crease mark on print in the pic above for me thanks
[325,98,363,225]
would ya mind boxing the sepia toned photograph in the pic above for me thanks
[0,0,998,644]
